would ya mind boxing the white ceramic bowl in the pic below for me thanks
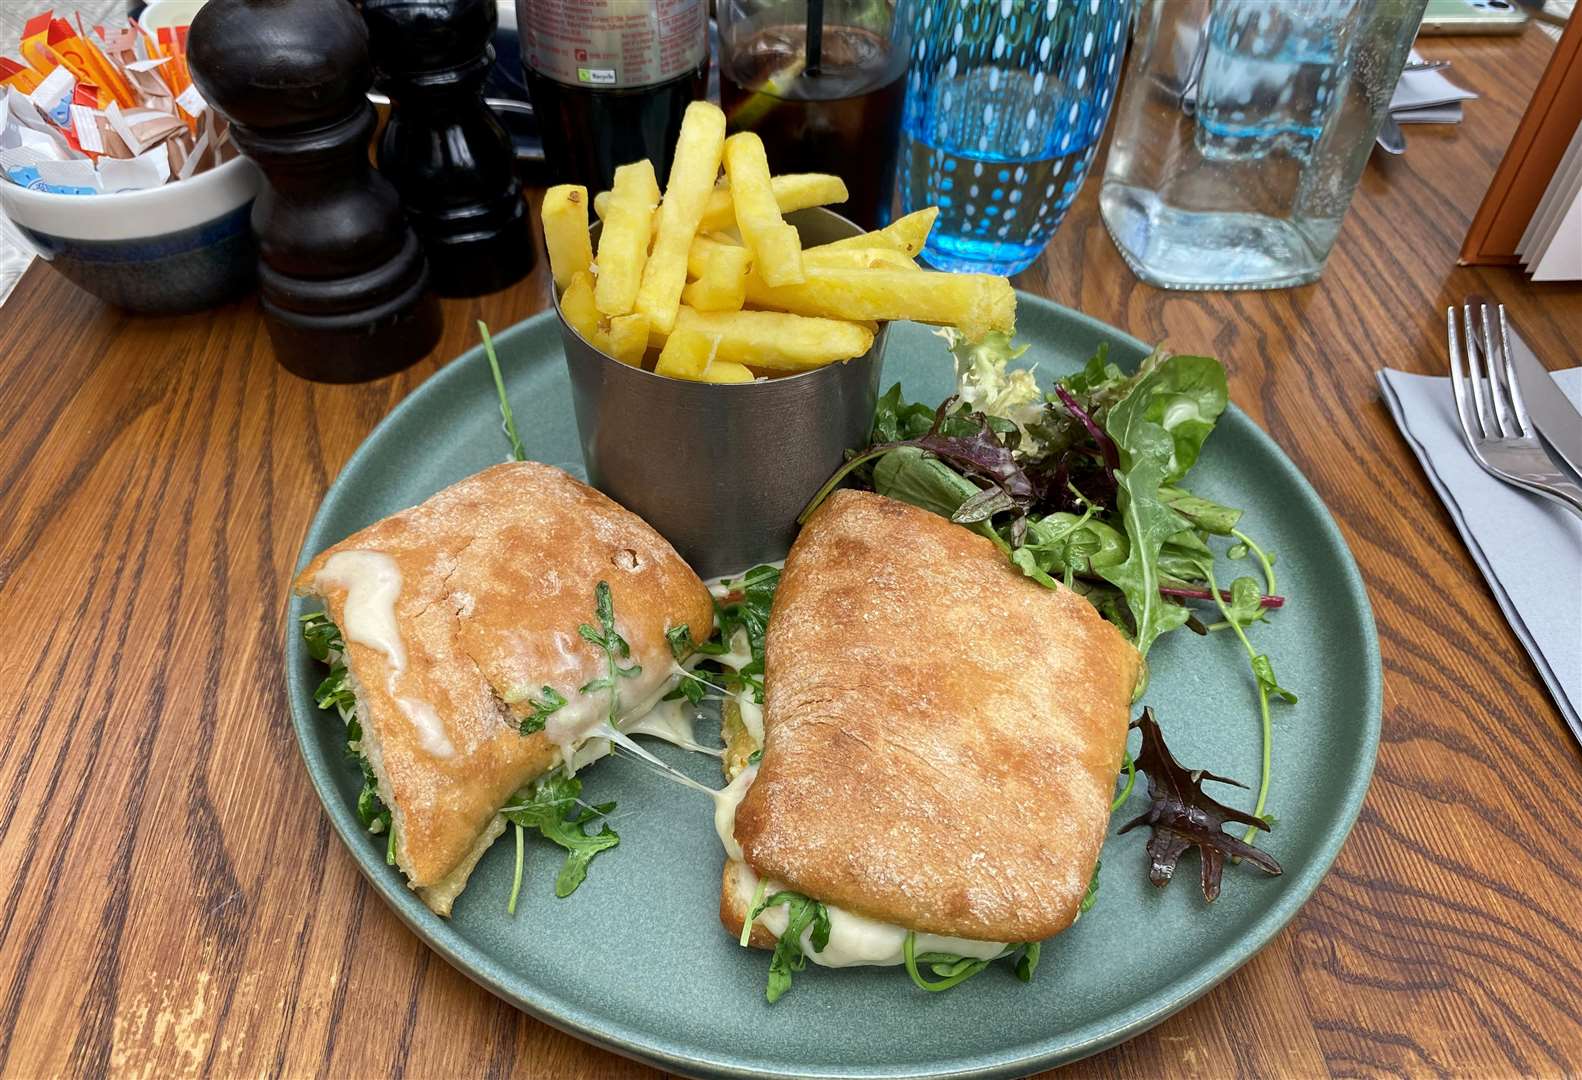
[137,0,209,32]
[0,151,260,314]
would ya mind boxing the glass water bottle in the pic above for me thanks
[1100,0,1427,290]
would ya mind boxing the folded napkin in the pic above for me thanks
[1393,102,1464,125]
[1392,50,1478,124]
[1378,368,1581,746]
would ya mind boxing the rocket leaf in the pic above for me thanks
[747,889,831,1003]
[713,564,780,705]
[501,772,620,898]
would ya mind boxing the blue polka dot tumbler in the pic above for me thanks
[898,0,1131,276]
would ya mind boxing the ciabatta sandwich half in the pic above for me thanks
[295,461,713,914]
[717,490,1139,979]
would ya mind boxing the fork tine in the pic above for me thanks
[1496,305,1534,437]
[1461,304,1492,438]
[1479,303,1517,438]
[1446,308,1481,452]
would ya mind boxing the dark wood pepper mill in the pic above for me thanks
[188,0,442,383]
[364,0,534,297]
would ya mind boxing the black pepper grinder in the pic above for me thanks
[188,0,442,383]
[364,0,534,297]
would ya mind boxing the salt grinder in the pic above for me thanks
[188,0,442,382]
[364,0,534,297]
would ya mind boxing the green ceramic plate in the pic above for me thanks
[286,295,1380,1078]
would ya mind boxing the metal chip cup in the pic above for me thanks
[556,207,887,580]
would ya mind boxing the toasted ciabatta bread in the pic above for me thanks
[730,489,1140,944]
[294,461,713,913]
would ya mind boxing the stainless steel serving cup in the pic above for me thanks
[555,207,887,579]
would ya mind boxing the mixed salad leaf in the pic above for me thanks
[1118,709,1282,901]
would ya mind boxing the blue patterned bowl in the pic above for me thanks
[0,153,260,314]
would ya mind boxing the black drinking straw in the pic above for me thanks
[806,0,824,76]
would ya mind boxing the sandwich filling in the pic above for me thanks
[715,762,1009,969]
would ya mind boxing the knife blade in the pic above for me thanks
[1500,307,1582,478]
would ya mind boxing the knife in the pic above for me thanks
[1499,306,1582,479]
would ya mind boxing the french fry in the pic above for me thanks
[629,160,662,206]
[723,132,803,286]
[652,330,758,383]
[635,101,727,335]
[698,173,849,233]
[594,160,659,316]
[559,270,601,344]
[699,360,755,383]
[591,164,662,221]
[673,307,873,372]
[807,207,939,257]
[743,267,1014,341]
[602,313,651,366]
[802,246,919,271]
[687,234,742,275]
[690,233,915,275]
[541,184,594,289]
[560,271,648,366]
[654,328,715,380]
[681,242,752,311]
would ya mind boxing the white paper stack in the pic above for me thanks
[1515,119,1582,282]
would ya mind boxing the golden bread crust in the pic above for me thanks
[294,461,714,891]
[734,490,1139,942]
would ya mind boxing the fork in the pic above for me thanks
[1446,303,1582,519]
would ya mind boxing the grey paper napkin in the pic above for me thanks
[1390,62,1477,116]
[1378,368,1581,746]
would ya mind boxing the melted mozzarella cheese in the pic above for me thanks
[316,551,407,670]
[713,763,757,861]
[626,693,721,756]
[397,696,456,758]
[713,627,753,672]
[551,669,724,798]
[543,689,617,770]
[316,550,457,759]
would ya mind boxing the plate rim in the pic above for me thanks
[285,295,1382,1079]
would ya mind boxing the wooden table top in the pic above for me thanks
[3,24,1580,1080]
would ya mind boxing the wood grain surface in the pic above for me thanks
[2,25,1580,1080]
